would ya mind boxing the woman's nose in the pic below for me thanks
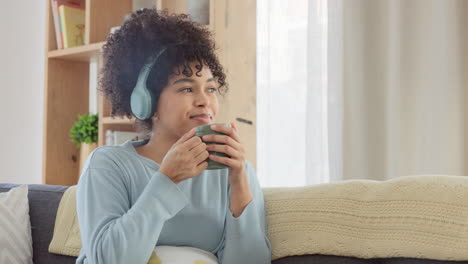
[194,91,210,106]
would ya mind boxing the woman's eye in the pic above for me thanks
[181,87,217,93]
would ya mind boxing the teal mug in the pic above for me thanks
[195,123,231,170]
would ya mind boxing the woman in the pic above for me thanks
[76,8,272,264]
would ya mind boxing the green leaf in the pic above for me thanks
[69,113,99,149]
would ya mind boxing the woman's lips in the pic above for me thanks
[190,115,211,123]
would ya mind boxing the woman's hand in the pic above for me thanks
[202,122,247,186]
[203,122,253,216]
[159,128,209,184]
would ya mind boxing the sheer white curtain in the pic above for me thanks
[337,0,468,180]
[257,0,468,187]
[257,0,332,187]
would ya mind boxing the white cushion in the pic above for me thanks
[152,245,218,264]
[0,185,33,264]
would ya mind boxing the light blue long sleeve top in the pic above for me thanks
[75,139,272,264]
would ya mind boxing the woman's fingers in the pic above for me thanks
[202,134,243,152]
[190,141,207,154]
[175,127,197,146]
[195,160,209,172]
[206,144,240,159]
[207,124,241,143]
[185,136,204,151]
[208,154,237,167]
[194,150,210,165]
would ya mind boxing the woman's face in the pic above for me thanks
[153,62,219,140]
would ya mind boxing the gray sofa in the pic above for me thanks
[1,183,468,264]
[0,184,77,264]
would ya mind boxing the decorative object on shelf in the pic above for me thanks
[132,0,156,12]
[105,130,145,146]
[187,0,210,25]
[50,0,83,49]
[69,113,98,174]
[58,3,86,48]
[110,26,121,35]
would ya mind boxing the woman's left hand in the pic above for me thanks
[202,122,247,185]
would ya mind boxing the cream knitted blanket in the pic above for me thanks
[50,175,468,261]
[264,175,468,261]
[49,186,81,256]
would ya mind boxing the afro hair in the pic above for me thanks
[99,8,228,137]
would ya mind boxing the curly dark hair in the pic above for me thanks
[99,8,228,138]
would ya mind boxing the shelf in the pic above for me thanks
[47,42,105,62]
[102,116,135,125]
[43,0,135,186]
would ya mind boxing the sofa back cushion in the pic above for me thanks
[0,184,76,264]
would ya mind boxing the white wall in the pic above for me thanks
[0,1,46,184]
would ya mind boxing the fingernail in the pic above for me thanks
[211,125,217,129]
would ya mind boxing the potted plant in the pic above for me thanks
[70,113,99,174]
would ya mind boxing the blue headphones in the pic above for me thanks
[130,46,169,120]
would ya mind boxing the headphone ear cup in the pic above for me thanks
[130,46,168,120]
[130,78,155,120]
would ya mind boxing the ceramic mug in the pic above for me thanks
[194,123,232,170]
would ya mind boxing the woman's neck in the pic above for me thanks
[135,131,178,165]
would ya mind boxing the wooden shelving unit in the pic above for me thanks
[43,0,257,186]
[43,0,134,185]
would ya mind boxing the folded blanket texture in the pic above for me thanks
[50,175,468,261]
[48,185,81,256]
[264,175,468,261]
